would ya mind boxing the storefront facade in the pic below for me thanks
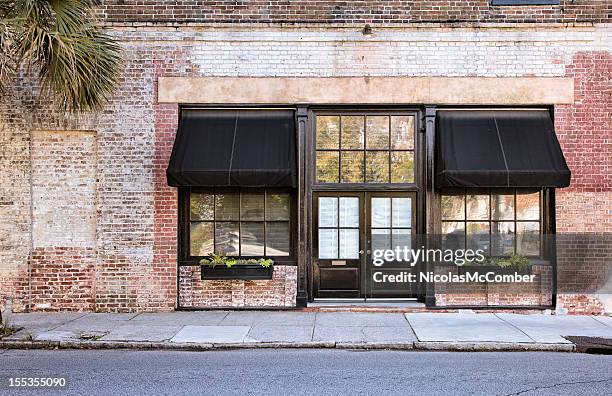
[0,1,610,314]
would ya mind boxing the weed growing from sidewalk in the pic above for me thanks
[0,320,20,339]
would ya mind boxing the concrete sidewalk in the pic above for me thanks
[2,311,611,352]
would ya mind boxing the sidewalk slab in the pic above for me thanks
[315,312,410,327]
[101,324,182,342]
[170,325,250,343]
[405,313,533,343]
[129,311,229,326]
[245,325,314,343]
[53,313,137,333]
[220,311,315,327]
[591,315,612,328]
[496,313,612,343]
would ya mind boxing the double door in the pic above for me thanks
[313,192,418,300]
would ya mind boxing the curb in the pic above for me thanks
[0,339,575,352]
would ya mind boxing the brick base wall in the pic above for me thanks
[179,265,297,308]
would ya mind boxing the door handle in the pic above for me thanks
[359,250,364,255]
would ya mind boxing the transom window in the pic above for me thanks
[189,189,291,257]
[315,114,415,184]
[441,189,542,256]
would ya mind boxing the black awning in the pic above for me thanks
[167,109,296,187]
[435,110,571,188]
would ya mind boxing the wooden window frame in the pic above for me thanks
[178,187,297,266]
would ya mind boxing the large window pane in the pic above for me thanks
[365,151,389,183]
[491,222,515,256]
[339,229,359,259]
[240,222,265,256]
[266,193,290,221]
[492,192,514,221]
[339,197,359,227]
[517,191,540,220]
[366,116,390,149]
[441,194,465,221]
[340,151,364,183]
[466,194,489,221]
[466,221,490,254]
[391,116,414,150]
[371,198,391,227]
[190,193,214,221]
[319,197,338,227]
[392,198,411,228]
[190,222,214,256]
[316,151,339,183]
[390,151,414,183]
[215,194,240,220]
[341,116,364,149]
[316,116,340,149]
[442,222,465,250]
[319,229,338,259]
[266,222,290,256]
[215,222,239,256]
[241,193,264,221]
[371,229,391,251]
[517,222,540,256]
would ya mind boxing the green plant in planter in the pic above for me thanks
[200,254,274,269]
[477,254,530,271]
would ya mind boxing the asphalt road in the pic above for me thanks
[0,349,610,396]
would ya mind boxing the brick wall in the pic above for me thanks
[100,1,610,24]
[0,22,609,313]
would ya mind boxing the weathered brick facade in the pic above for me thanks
[0,2,609,313]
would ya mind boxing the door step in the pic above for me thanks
[305,301,427,312]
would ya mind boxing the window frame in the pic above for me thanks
[439,188,552,258]
[178,187,297,266]
[312,110,418,188]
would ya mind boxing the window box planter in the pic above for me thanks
[201,264,274,280]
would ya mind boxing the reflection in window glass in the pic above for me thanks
[467,194,490,220]
[190,193,214,221]
[240,222,265,256]
[266,222,290,256]
[442,221,465,250]
[339,229,360,259]
[391,151,414,183]
[341,116,364,149]
[319,229,338,259]
[517,222,540,256]
[466,221,490,254]
[391,116,414,150]
[366,116,390,149]
[365,151,389,183]
[340,151,364,183]
[190,222,214,256]
[316,116,340,149]
[266,194,290,221]
[492,192,514,221]
[241,193,264,221]
[491,222,515,256]
[316,151,339,183]
[517,191,540,220]
[215,194,240,220]
[441,195,465,220]
[392,229,411,251]
[215,222,240,256]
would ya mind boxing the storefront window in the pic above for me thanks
[188,190,291,257]
[315,114,415,184]
[441,189,542,256]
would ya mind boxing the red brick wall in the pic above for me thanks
[100,1,610,24]
[554,51,612,315]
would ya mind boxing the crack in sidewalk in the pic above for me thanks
[505,377,612,396]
